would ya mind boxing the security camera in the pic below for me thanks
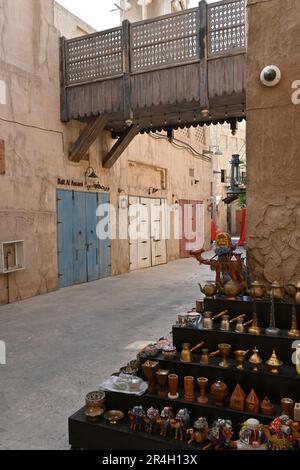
[260,65,282,87]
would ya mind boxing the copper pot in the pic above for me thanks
[211,381,228,406]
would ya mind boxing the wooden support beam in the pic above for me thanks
[60,37,69,122]
[69,115,108,162]
[102,125,138,169]
[199,0,209,110]
[122,20,133,123]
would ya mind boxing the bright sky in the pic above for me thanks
[56,0,216,31]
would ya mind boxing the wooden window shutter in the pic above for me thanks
[0,139,5,175]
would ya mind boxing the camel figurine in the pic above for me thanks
[191,232,246,294]
[262,416,300,450]
[169,418,184,440]
[128,405,145,432]
[203,419,233,450]
[157,406,173,437]
[186,417,209,445]
[144,407,159,434]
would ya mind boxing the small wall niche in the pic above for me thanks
[0,241,25,273]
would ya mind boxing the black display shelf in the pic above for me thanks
[140,353,300,403]
[69,407,203,450]
[68,297,300,450]
[172,326,298,365]
[198,297,300,331]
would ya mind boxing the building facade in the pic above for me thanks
[0,0,213,304]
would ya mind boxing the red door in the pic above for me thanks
[179,200,204,258]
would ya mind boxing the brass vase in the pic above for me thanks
[248,281,264,335]
[265,295,280,336]
[218,343,231,368]
[197,377,208,404]
[142,360,159,394]
[234,349,249,370]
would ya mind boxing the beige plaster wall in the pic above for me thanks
[247,0,300,283]
[0,0,211,304]
[210,122,246,234]
[120,0,189,23]
[54,2,96,38]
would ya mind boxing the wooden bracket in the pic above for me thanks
[102,125,138,169]
[69,115,108,163]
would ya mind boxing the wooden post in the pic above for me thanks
[122,20,133,123]
[199,1,209,110]
[60,37,69,122]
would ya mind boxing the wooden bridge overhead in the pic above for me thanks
[60,0,246,164]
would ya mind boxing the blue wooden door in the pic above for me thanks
[98,192,111,278]
[57,190,74,288]
[57,190,111,287]
[86,192,100,282]
[73,192,88,285]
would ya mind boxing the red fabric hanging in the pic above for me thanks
[238,208,246,246]
[211,219,217,242]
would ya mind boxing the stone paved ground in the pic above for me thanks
[0,258,215,450]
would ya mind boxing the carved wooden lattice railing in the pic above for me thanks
[62,0,246,87]
[64,27,123,86]
[207,0,246,58]
[130,8,200,73]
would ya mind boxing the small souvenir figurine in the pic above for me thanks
[191,232,246,294]
[203,419,233,450]
[186,417,210,445]
[128,405,145,432]
[159,406,173,437]
[231,419,269,450]
[230,384,246,411]
[263,415,300,450]
[169,409,191,441]
[245,389,260,414]
[145,407,159,434]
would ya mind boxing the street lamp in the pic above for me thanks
[228,154,243,195]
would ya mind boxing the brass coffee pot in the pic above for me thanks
[249,280,265,299]
[198,282,217,299]
[270,281,285,301]
[180,341,204,363]
[202,310,229,330]
[224,280,241,300]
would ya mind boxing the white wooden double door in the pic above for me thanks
[129,196,167,271]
